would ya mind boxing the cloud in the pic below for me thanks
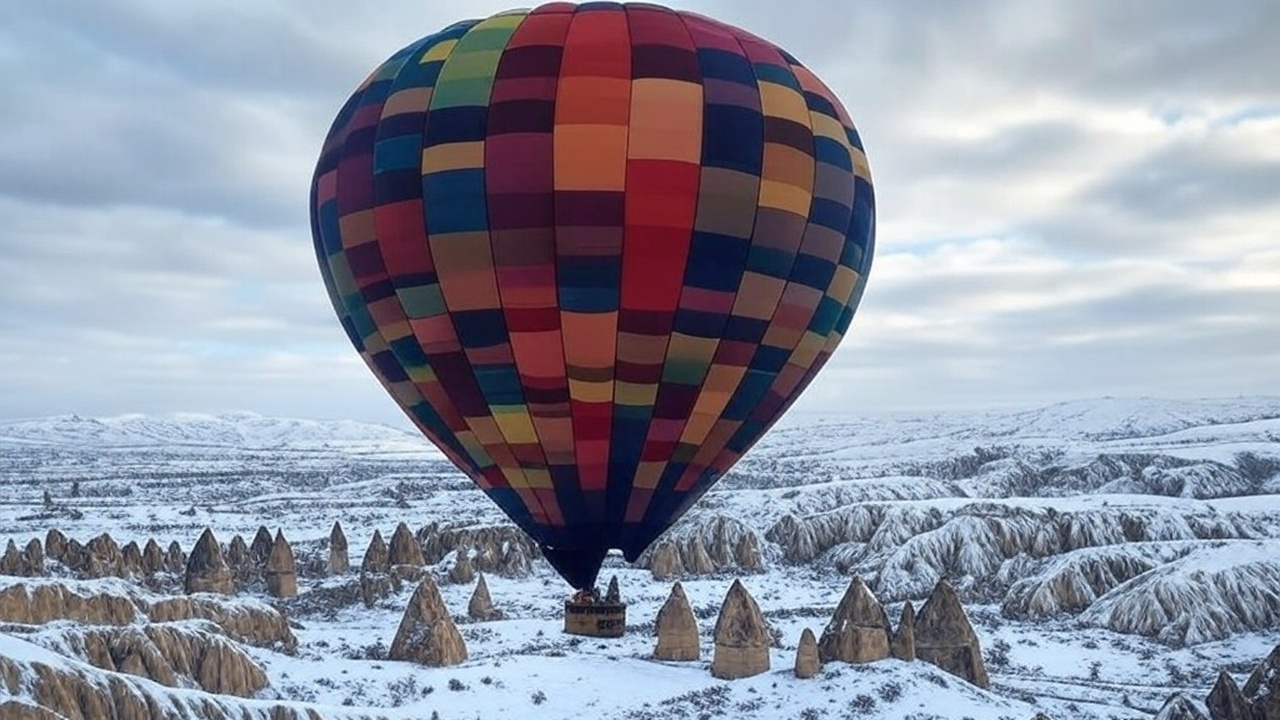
[0,0,1276,427]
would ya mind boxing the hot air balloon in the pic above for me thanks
[310,2,875,592]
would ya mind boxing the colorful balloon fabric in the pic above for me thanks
[310,2,875,589]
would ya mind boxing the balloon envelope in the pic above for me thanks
[310,2,875,589]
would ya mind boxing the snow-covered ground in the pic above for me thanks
[1,396,1278,719]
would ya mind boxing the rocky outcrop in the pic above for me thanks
[165,541,185,574]
[388,522,424,568]
[249,525,273,565]
[226,535,250,577]
[44,528,68,563]
[891,601,917,661]
[84,533,124,578]
[653,582,699,661]
[22,538,45,577]
[146,596,297,652]
[641,515,765,578]
[711,580,770,679]
[1243,644,1280,720]
[361,530,389,575]
[142,539,165,576]
[34,621,269,696]
[1155,693,1209,720]
[1079,542,1280,646]
[1,540,22,575]
[120,541,144,578]
[1206,671,1250,720]
[448,549,474,585]
[915,580,989,688]
[420,523,539,578]
[605,575,620,603]
[265,531,298,598]
[0,632,327,720]
[389,577,467,667]
[184,528,233,595]
[794,628,821,678]
[327,521,349,575]
[467,574,502,621]
[0,579,141,625]
[818,576,891,664]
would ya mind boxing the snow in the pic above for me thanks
[0,395,1278,718]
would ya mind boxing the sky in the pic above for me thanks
[0,0,1277,428]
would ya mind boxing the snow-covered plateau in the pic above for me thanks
[2,396,1279,719]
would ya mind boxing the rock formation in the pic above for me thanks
[818,576,891,664]
[327,521,349,575]
[120,541,144,578]
[1155,693,1209,720]
[419,523,539,576]
[44,528,68,562]
[735,533,764,572]
[794,628,821,678]
[711,580,771,679]
[467,573,502,621]
[915,580,989,688]
[448,548,474,585]
[165,541,185,574]
[388,521,425,568]
[0,631,318,720]
[388,576,467,667]
[265,530,297,598]
[0,580,141,625]
[650,543,683,580]
[361,529,390,575]
[38,621,269,696]
[226,534,249,573]
[1206,671,1250,720]
[653,582,699,661]
[22,538,45,577]
[84,533,124,578]
[1,540,21,576]
[249,525,273,564]
[184,528,233,595]
[1243,644,1280,720]
[892,601,917,661]
[605,575,621,603]
[141,539,165,576]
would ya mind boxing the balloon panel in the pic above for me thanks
[310,2,875,588]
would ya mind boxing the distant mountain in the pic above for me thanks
[0,412,435,455]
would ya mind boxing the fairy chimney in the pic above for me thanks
[711,580,771,679]
[22,538,44,576]
[120,540,144,578]
[44,528,68,563]
[1155,693,1209,720]
[794,628,821,679]
[388,522,424,568]
[892,601,917,661]
[654,582,699,661]
[649,543,683,580]
[184,528,233,595]
[448,548,474,585]
[249,526,273,564]
[265,530,297,598]
[1,540,22,576]
[605,575,621,604]
[327,521,349,575]
[165,540,185,574]
[361,530,390,575]
[819,576,891,664]
[1206,671,1250,720]
[85,533,123,578]
[735,533,763,572]
[142,539,165,576]
[1243,644,1280,720]
[226,535,249,572]
[467,573,502,621]
[915,580,989,688]
[684,536,715,575]
[389,576,468,666]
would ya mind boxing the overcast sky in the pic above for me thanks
[1,0,1276,428]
